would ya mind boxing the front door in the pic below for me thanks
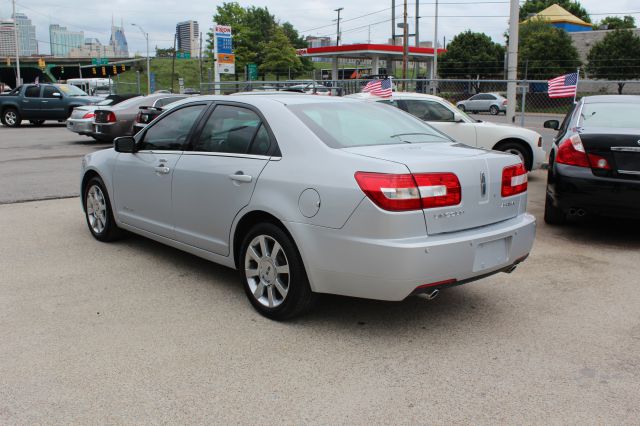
[172,104,272,255]
[40,86,66,119]
[113,103,208,238]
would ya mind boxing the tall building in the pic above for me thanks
[305,36,331,62]
[49,24,84,57]
[109,20,129,57]
[8,13,38,56]
[176,20,199,58]
[0,19,17,57]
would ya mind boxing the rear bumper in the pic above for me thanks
[548,164,640,219]
[287,213,536,301]
[66,118,93,134]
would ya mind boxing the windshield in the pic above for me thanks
[96,99,115,106]
[579,102,640,129]
[54,84,89,96]
[443,99,476,122]
[289,102,452,148]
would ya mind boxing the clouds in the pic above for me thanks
[1,0,636,56]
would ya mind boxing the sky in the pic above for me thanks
[0,0,638,56]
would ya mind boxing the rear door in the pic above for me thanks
[113,103,208,238]
[171,103,273,255]
[20,85,41,119]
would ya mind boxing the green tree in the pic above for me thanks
[155,47,175,58]
[587,29,640,93]
[438,31,505,79]
[519,19,581,79]
[597,16,636,30]
[519,0,591,23]
[258,26,302,76]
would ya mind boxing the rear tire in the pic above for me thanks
[490,105,499,115]
[240,222,316,320]
[2,108,21,127]
[83,176,124,242]
[544,193,566,225]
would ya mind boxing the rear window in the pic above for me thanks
[579,102,640,129]
[288,102,451,148]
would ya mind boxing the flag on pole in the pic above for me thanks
[547,72,578,98]
[361,78,393,98]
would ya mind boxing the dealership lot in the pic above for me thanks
[1,124,639,423]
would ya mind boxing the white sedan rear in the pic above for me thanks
[347,92,546,171]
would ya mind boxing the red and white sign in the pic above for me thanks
[215,25,232,35]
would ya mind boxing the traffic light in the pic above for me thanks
[38,58,46,70]
[121,64,126,72]
[101,66,106,76]
[61,66,64,74]
[5,57,10,66]
[92,67,97,75]
[112,65,117,75]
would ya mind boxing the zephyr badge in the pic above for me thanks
[480,171,487,197]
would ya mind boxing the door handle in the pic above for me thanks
[154,165,170,174]
[229,173,252,183]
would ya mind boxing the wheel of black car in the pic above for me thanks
[497,141,532,171]
[240,222,316,320]
[83,176,123,242]
[30,120,45,126]
[544,193,566,225]
[2,108,21,127]
[490,105,499,115]
[458,104,466,112]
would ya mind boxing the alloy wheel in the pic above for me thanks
[245,234,290,308]
[505,147,526,165]
[5,111,16,126]
[86,184,107,234]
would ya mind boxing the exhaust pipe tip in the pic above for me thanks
[419,289,440,301]
[504,264,518,274]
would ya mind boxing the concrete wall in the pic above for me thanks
[569,28,640,63]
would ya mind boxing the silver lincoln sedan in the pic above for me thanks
[80,95,536,319]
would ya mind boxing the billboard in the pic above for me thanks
[215,25,234,74]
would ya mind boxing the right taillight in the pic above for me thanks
[556,134,610,170]
[354,172,461,212]
[106,112,116,123]
[501,163,528,197]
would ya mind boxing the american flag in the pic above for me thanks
[548,72,578,98]
[362,78,393,98]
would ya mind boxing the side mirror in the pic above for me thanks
[544,120,560,130]
[453,112,465,123]
[52,92,62,98]
[114,136,136,153]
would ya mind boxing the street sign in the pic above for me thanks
[91,58,108,65]
[149,72,156,93]
[247,63,258,81]
[176,52,191,59]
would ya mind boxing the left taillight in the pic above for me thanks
[106,112,116,123]
[501,163,528,197]
[354,172,461,212]
[82,112,95,119]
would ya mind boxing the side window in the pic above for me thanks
[469,95,480,101]
[377,99,400,108]
[24,86,41,98]
[485,94,497,100]
[557,103,577,138]
[42,86,58,98]
[154,96,186,108]
[248,124,271,156]
[194,105,265,154]
[139,104,206,151]
[425,101,455,121]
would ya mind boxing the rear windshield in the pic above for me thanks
[579,102,640,129]
[54,84,88,96]
[288,102,451,148]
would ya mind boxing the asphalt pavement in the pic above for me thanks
[1,122,640,423]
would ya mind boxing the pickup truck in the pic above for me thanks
[0,83,102,127]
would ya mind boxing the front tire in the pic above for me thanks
[496,141,532,171]
[458,104,466,112]
[2,108,21,127]
[83,176,124,242]
[240,223,316,320]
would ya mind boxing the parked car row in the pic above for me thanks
[67,94,188,142]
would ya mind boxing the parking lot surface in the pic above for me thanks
[1,123,639,424]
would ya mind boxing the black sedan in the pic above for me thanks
[543,95,640,224]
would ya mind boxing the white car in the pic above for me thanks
[347,92,546,170]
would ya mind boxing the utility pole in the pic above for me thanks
[415,0,419,47]
[132,24,151,94]
[506,0,519,122]
[171,33,176,93]
[402,0,408,89]
[432,0,439,81]
[335,7,343,46]
[12,0,21,86]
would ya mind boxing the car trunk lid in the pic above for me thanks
[579,128,640,181]
[345,142,526,235]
